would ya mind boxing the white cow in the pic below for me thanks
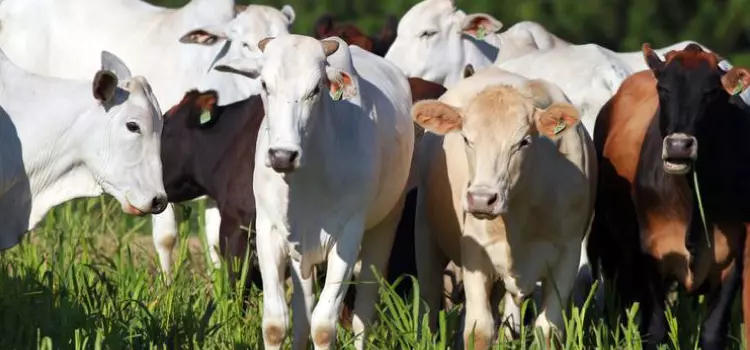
[385,0,711,87]
[0,0,295,279]
[497,44,633,134]
[413,78,596,348]
[412,67,595,343]
[214,35,414,350]
[0,49,167,250]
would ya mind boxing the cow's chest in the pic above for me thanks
[485,238,560,299]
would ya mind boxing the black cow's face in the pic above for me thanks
[643,43,750,175]
[160,90,219,198]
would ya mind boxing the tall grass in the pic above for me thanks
[0,196,746,349]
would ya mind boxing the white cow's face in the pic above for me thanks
[178,5,296,98]
[81,52,167,216]
[214,35,357,174]
[384,0,502,86]
[412,85,580,219]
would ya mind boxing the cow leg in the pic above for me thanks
[151,203,178,282]
[535,241,580,346]
[699,263,740,350]
[290,259,315,350]
[461,267,494,350]
[414,188,449,330]
[501,292,522,340]
[256,213,290,350]
[204,198,222,269]
[218,216,253,295]
[310,217,365,350]
[640,257,668,350]
[352,196,404,350]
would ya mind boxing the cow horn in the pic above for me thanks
[258,37,274,52]
[321,40,340,57]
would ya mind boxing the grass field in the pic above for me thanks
[0,196,748,349]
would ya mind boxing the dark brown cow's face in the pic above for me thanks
[643,43,750,175]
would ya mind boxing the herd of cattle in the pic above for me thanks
[0,0,749,349]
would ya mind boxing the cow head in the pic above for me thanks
[384,0,502,86]
[214,35,358,174]
[412,83,580,219]
[643,43,750,175]
[178,4,295,99]
[84,51,167,215]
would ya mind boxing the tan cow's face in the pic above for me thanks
[412,85,580,219]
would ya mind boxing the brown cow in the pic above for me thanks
[312,13,398,57]
[589,43,750,349]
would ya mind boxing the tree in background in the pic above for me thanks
[149,0,750,65]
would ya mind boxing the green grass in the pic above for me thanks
[0,196,747,349]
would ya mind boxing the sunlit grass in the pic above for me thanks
[0,196,746,349]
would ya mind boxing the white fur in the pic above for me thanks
[215,35,414,350]
[0,49,165,250]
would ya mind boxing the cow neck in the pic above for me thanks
[193,97,262,197]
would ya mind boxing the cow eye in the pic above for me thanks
[420,30,437,39]
[126,121,141,134]
[462,134,472,147]
[519,138,530,148]
[261,81,267,91]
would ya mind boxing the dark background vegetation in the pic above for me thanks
[148,0,750,65]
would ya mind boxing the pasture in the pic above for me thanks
[0,197,746,349]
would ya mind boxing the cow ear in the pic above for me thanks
[325,67,357,101]
[280,5,296,25]
[461,13,503,40]
[179,26,227,46]
[412,100,462,134]
[101,51,132,80]
[92,70,118,102]
[642,43,665,76]
[721,67,750,96]
[534,102,580,139]
[214,57,263,79]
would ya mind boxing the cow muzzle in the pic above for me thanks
[662,133,697,175]
[267,147,300,173]
[465,187,506,220]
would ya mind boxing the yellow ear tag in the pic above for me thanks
[553,118,567,135]
[330,87,343,101]
[476,25,487,40]
[733,82,744,96]
[199,109,212,125]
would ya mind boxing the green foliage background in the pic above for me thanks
[148,0,750,65]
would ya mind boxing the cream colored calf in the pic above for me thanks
[412,82,596,348]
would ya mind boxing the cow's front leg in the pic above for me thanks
[204,198,222,269]
[461,236,496,350]
[353,196,405,349]
[152,203,178,282]
[290,258,315,350]
[535,241,580,347]
[256,212,290,350]
[311,217,365,350]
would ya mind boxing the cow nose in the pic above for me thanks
[150,195,168,214]
[267,148,299,173]
[664,134,698,160]
[466,189,500,218]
